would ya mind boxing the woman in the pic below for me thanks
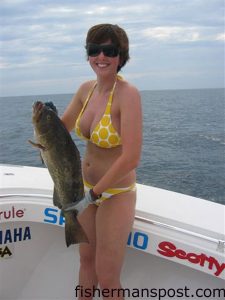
[62,24,142,300]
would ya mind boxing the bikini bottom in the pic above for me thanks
[83,179,136,206]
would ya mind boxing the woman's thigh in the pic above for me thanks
[95,191,136,275]
[78,204,98,259]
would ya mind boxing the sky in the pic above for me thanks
[0,0,224,96]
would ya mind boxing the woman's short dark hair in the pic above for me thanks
[86,24,130,72]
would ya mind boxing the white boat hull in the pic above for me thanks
[1,220,224,300]
[0,165,224,299]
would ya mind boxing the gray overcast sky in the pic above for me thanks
[0,0,224,96]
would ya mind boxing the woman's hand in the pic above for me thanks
[63,189,101,215]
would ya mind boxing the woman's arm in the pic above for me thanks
[61,81,92,132]
[93,85,142,195]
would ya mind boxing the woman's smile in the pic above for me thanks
[96,62,110,68]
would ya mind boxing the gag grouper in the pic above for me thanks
[29,101,88,246]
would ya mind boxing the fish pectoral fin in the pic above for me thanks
[40,153,45,164]
[28,140,46,150]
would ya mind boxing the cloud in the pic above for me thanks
[0,0,224,95]
[141,25,225,43]
[142,26,200,42]
[216,33,225,41]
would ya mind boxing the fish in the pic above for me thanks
[28,101,88,247]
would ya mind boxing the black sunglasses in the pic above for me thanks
[86,43,120,57]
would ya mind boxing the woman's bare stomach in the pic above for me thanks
[82,142,136,187]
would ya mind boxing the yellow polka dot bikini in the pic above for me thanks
[75,76,121,148]
[75,75,136,204]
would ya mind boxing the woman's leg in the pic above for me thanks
[77,204,98,299]
[95,191,136,300]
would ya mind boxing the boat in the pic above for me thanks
[0,164,224,300]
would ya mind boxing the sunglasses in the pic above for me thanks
[86,43,120,57]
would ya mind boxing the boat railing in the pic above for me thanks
[135,215,225,253]
[1,192,224,253]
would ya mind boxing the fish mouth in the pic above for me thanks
[32,101,45,123]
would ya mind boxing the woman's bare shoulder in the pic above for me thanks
[118,79,141,103]
[77,80,96,100]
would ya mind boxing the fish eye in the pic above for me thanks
[47,115,51,121]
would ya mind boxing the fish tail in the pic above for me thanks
[65,212,89,247]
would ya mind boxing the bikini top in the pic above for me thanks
[75,77,122,148]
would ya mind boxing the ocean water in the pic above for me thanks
[0,88,224,205]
